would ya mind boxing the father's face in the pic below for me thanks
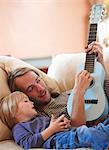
[14,71,51,105]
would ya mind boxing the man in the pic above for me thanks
[8,42,108,127]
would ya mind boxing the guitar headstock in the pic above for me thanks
[89,4,107,24]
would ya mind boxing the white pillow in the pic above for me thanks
[48,48,109,92]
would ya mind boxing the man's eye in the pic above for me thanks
[28,86,33,92]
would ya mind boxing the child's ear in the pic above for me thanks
[12,113,16,119]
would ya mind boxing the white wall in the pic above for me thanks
[0,0,90,58]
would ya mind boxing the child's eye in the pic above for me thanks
[23,97,29,102]
[24,100,28,102]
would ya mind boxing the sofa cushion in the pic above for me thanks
[0,140,23,150]
[0,55,60,141]
[0,140,93,150]
[0,120,12,141]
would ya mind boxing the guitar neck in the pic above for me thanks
[84,23,97,73]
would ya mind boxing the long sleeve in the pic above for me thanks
[13,124,45,149]
[12,116,52,149]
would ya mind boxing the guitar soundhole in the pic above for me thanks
[89,79,95,88]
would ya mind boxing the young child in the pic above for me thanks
[0,91,109,150]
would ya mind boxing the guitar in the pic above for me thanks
[67,3,108,121]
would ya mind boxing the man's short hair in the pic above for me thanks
[8,67,39,92]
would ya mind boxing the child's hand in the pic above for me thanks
[49,114,70,134]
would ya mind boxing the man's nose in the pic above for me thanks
[34,83,44,92]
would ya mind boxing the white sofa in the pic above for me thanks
[0,48,109,150]
[0,140,93,150]
[48,48,109,91]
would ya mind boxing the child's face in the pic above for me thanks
[17,96,37,120]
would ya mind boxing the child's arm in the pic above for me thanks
[41,114,68,141]
[12,115,68,149]
[13,123,45,149]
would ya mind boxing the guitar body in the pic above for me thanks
[67,61,109,121]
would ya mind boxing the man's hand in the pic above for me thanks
[85,41,103,64]
[74,70,93,96]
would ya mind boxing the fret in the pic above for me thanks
[85,61,95,63]
[86,58,95,62]
[85,66,94,68]
[85,68,94,73]
[89,36,96,39]
[85,65,94,67]
[85,66,94,69]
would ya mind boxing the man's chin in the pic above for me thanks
[33,98,51,106]
[39,99,51,106]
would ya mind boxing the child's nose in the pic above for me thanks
[30,101,34,105]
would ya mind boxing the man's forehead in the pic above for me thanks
[26,71,38,76]
[15,72,36,86]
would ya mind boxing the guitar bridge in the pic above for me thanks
[85,99,98,104]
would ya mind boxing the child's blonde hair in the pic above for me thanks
[0,91,28,129]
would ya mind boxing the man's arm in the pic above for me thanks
[70,91,86,127]
[70,70,93,127]
[70,42,103,127]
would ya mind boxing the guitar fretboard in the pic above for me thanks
[84,23,97,73]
